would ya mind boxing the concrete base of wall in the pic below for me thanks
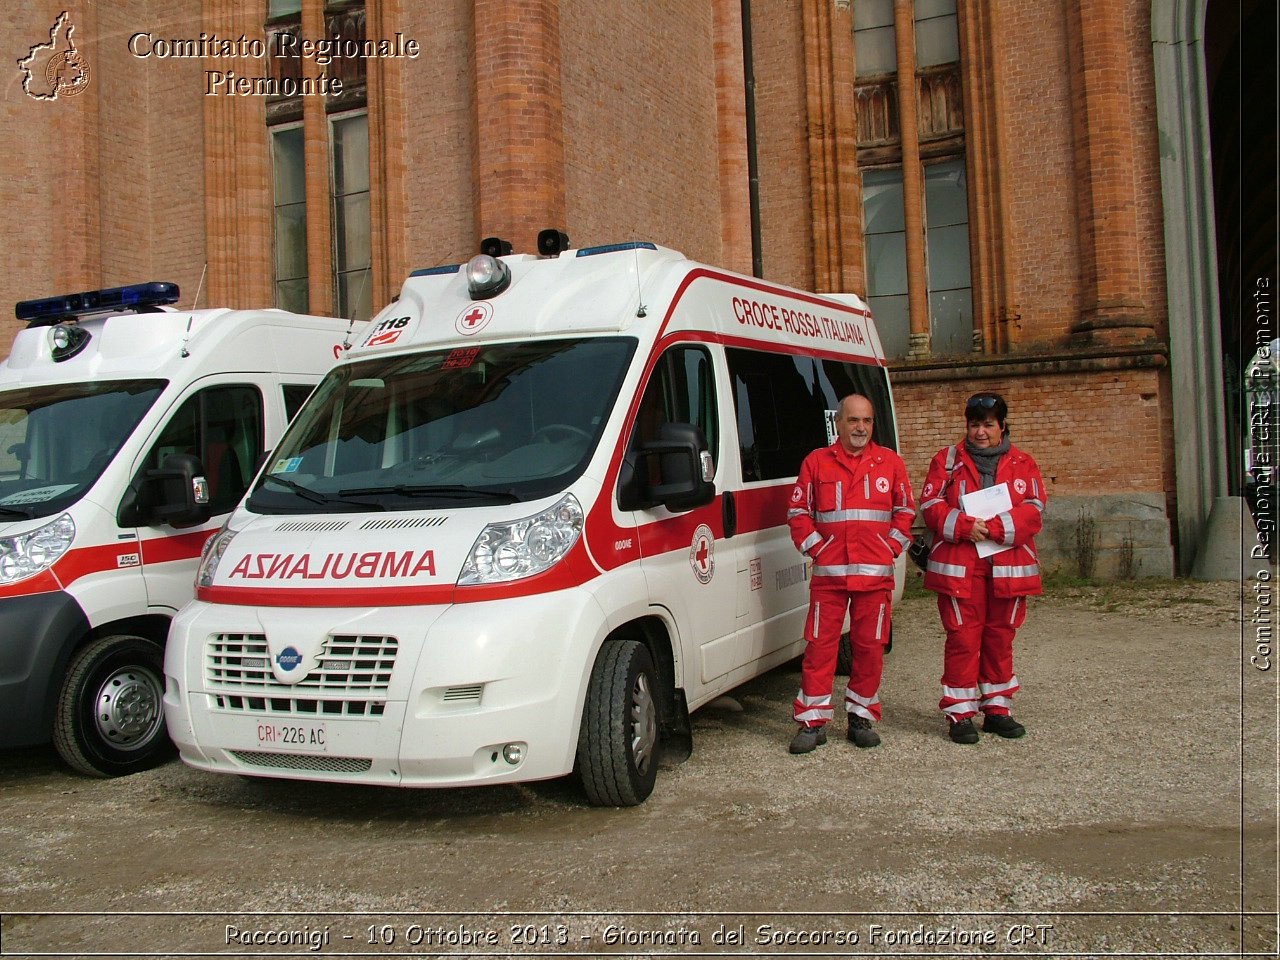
[1189,496,1265,582]
[1037,493,1174,579]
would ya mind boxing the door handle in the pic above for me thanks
[722,489,737,538]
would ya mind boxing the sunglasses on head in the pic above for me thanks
[966,394,1000,410]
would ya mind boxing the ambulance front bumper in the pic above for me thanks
[164,589,606,787]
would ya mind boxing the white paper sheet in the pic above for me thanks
[960,483,1012,558]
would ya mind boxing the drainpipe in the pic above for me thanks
[742,0,763,278]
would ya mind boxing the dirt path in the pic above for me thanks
[1,579,1274,957]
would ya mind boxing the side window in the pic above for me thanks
[282,383,315,422]
[631,346,718,471]
[144,385,264,514]
[726,348,895,481]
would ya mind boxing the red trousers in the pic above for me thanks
[793,586,890,727]
[936,562,1026,721]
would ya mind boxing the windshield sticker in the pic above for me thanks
[0,484,76,505]
[824,410,838,445]
[442,347,481,370]
[272,457,303,474]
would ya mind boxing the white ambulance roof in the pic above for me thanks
[352,243,886,365]
[0,307,354,387]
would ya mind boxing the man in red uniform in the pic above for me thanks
[786,394,915,753]
[918,393,1045,743]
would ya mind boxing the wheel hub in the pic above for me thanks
[630,672,657,775]
[94,668,163,750]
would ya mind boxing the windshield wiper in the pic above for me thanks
[339,483,520,503]
[0,506,31,518]
[262,474,385,510]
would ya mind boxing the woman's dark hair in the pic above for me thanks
[965,392,1008,428]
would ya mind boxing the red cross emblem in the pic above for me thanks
[455,302,493,335]
[689,524,715,584]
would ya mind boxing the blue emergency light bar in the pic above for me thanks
[16,281,180,326]
[408,264,462,278]
[576,241,657,258]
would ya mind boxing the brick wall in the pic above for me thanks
[560,0,722,262]
[892,367,1167,498]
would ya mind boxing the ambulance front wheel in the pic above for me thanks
[577,639,660,807]
[53,635,174,777]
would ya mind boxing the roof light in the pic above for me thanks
[479,237,513,258]
[537,229,570,257]
[16,281,180,326]
[576,241,657,258]
[466,255,512,299]
[48,323,91,362]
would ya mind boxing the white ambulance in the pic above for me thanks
[165,239,904,805]
[0,282,354,776]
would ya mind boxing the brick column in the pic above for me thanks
[957,0,1020,352]
[473,0,566,254]
[202,0,272,308]
[300,0,335,316]
[51,4,100,294]
[802,0,863,293]
[367,0,407,308]
[1065,0,1152,345]
[894,0,929,357]
[713,0,752,276]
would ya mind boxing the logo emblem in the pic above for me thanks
[275,646,303,672]
[455,302,493,336]
[1014,478,1027,495]
[689,524,715,584]
[923,482,934,497]
[791,486,804,503]
[876,476,890,494]
[19,12,90,101]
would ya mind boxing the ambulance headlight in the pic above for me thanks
[459,494,583,585]
[196,524,239,588]
[465,254,512,299]
[0,514,75,585]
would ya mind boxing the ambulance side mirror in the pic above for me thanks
[618,423,715,513]
[118,453,212,528]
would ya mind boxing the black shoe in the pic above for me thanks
[948,718,979,744]
[847,715,881,748]
[789,725,827,754]
[983,714,1026,738]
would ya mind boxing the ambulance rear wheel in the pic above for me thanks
[577,639,660,807]
[836,625,893,675]
[53,635,174,778]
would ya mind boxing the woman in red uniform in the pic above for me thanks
[918,393,1046,743]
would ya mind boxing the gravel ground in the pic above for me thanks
[0,578,1274,958]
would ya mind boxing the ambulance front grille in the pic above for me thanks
[206,633,398,702]
[230,750,372,774]
[211,694,385,717]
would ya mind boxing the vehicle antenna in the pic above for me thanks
[634,243,647,318]
[181,263,208,358]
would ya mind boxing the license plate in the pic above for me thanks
[254,720,328,752]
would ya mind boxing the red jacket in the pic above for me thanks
[788,440,915,592]
[918,441,1046,598]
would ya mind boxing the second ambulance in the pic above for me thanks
[165,239,903,805]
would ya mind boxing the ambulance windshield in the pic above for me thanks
[248,337,637,512]
[0,379,166,520]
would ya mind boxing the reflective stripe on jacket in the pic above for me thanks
[788,440,915,592]
[918,441,1046,599]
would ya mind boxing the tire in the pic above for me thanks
[577,639,660,806]
[53,635,173,778]
[836,625,893,675]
